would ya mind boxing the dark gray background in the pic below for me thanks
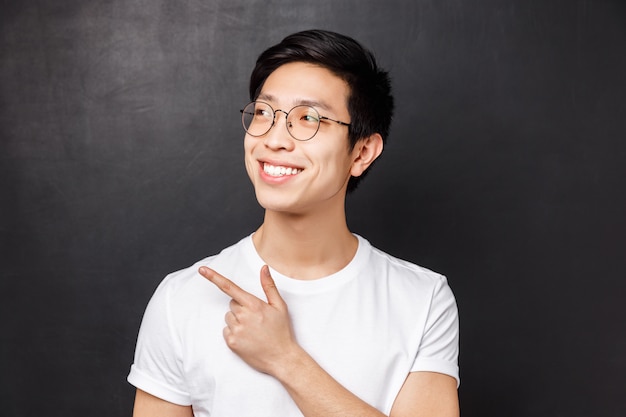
[1,1,625,416]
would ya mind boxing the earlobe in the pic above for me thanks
[350,133,384,177]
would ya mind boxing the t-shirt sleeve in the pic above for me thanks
[127,275,192,405]
[411,275,460,386]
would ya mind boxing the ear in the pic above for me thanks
[349,133,384,177]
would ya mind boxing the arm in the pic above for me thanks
[132,389,194,417]
[390,372,459,417]
[199,265,459,417]
[269,347,458,417]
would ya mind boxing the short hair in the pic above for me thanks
[249,29,394,192]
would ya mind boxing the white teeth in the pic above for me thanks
[263,163,301,177]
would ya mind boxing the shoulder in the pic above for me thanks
[151,235,253,304]
[359,235,451,293]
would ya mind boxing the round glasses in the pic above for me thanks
[240,101,351,141]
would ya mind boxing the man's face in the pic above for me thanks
[244,62,359,215]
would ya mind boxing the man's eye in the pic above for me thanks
[302,114,319,123]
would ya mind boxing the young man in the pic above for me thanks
[128,30,460,417]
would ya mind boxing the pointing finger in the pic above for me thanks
[199,266,255,306]
[260,265,286,310]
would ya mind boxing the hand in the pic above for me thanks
[198,265,298,376]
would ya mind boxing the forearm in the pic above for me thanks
[272,346,386,417]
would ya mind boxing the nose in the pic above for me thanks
[263,109,295,151]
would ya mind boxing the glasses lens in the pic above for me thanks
[287,106,320,141]
[242,102,273,136]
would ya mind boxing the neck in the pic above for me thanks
[252,206,357,280]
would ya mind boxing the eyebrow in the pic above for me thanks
[256,93,334,113]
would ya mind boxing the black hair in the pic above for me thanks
[249,29,394,192]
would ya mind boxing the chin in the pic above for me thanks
[255,193,306,215]
[256,199,297,214]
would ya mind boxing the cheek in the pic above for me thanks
[243,138,257,178]
[316,148,354,179]
[243,135,253,153]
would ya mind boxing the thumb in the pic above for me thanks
[260,265,286,309]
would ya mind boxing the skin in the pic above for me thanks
[133,62,459,417]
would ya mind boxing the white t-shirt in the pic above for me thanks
[128,234,459,416]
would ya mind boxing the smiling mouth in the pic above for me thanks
[263,162,302,177]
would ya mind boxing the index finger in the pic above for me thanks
[198,266,256,306]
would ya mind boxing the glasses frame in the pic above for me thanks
[240,101,351,141]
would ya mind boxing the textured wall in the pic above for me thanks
[1,1,625,415]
